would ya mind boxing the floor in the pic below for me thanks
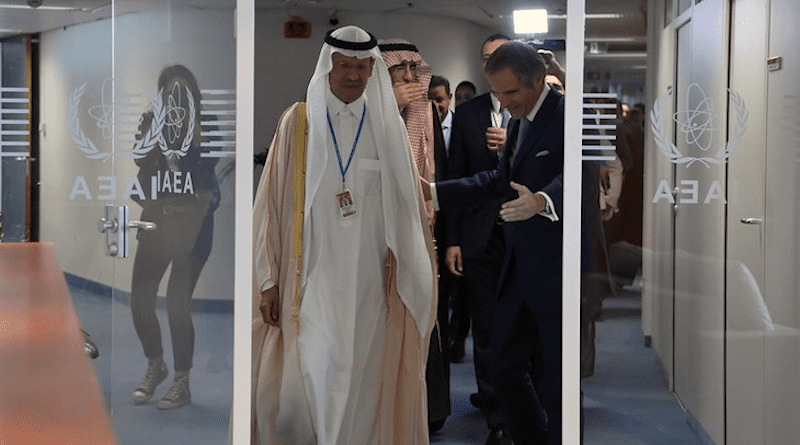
[69,280,701,444]
[71,284,233,445]
[430,286,701,445]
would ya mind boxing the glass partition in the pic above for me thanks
[31,1,237,443]
[0,36,32,242]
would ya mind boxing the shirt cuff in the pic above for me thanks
[536,192,559,222]
[431,183,440,211]
[261,280,275,293]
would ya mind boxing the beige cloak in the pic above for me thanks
[251,102,437,445]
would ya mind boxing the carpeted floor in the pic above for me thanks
[70,279,700,444]
[431,287,701,445]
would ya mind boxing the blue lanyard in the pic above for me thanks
[327,103,367,188]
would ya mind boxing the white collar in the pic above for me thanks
[441,110,452,128]
[523,83,551,122]
[490,92,502,114]
[326,88,366,117]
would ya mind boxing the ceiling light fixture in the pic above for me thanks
[548,13,633,20]
[0,3,83,11]
[513,9,548,35]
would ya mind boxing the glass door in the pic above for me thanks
[0,36,33,243]
[32,1,238,443]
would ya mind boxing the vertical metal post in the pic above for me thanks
[564,0,586,443]
[232,0,255,443]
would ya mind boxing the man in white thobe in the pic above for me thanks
[247,25,437,445]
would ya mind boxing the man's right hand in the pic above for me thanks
[486,126,507,152]
[445,246,464,277]
[259,286,281,327]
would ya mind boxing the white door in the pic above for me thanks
[669,0,729,441]
[726,0,769,443]
[727,1,800,443]
[761,1,800,441]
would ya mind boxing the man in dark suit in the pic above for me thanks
[443,33,513,445]
[425,40,564,445]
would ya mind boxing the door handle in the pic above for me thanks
[128,220,157,231]
[672,186,679,214]
[98,205,157,258]
[740,217,763,225]
[99,204,120,257]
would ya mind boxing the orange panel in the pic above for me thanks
[0,243,117,444]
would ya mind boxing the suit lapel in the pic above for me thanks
[510,89,559,175]
[477,94,493,131]
[475,94,496,163]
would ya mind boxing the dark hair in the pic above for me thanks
[429,75,450,95]
[455,80,476,94]
[484,41,546,89]
[482,33,513,55]
[158,64,202,124]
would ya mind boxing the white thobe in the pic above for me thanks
[297,92,388,445]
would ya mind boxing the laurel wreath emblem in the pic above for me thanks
[651,86,748,168]
[67,83,106,160]
[68,83,165,160]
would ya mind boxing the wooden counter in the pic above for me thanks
[0,242,117,444]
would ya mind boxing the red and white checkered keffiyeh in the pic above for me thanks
[379,39,435,219]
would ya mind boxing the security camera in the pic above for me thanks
[27,0,43,8]
[328,11,339,27]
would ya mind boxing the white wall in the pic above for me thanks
[253,10,492,153]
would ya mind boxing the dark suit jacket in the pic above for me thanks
[443,93,503,260]
[437,88,565,314]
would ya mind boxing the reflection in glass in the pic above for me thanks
[128,65,220,410]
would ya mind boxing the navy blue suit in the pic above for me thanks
[437,87,564,445]
[445,93,503,258]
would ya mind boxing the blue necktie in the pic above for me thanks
[511,117,530,167]
[501,109,511,129]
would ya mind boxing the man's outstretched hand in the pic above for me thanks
[499,182,544,222]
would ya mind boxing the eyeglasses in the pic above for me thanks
[389,62,423,77]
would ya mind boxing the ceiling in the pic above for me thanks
[0,0,647,77]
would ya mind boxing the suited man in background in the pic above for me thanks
[427,40,565,445]
[443,33,513,445]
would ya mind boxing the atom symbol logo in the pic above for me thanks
[87,78,115,140]
[159,82,195,160]
[673,83,718,151]
[652,85,748,168]
[165,81,189,145]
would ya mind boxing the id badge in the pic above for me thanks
[336,189,357,219]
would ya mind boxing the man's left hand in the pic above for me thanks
[499,182,545,222]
